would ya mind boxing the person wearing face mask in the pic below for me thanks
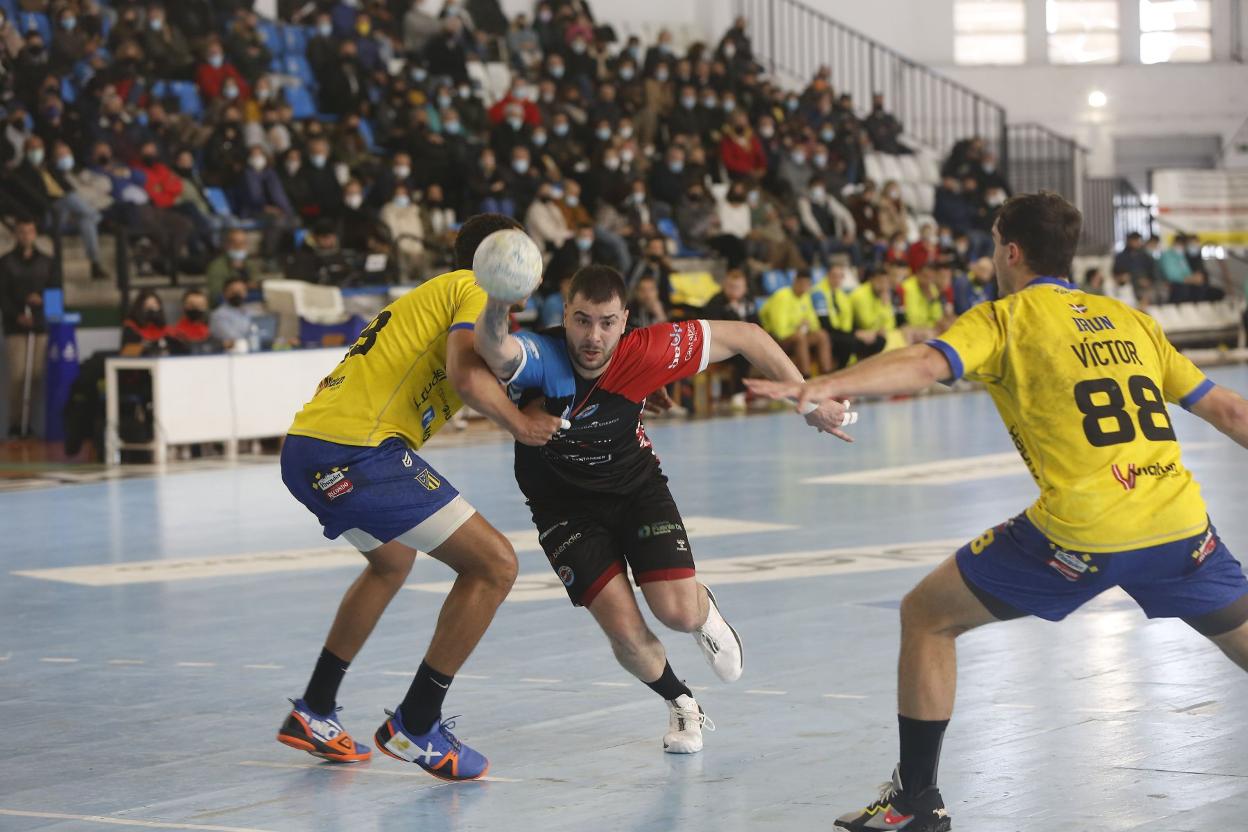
[210,276,257,350]
[301,137,345,221]
[545,225,606,289]
[525,182,573,254]
[140,3,193,79]
[205,228,260,302]
[237,144,295,261]
[380,184,427,280]
[167,288,213,352]
[319,40,367,117]
[337,179,374,254]
[307,12,340,84]
[719,113,767,182]
[195,38,250,104]
[121,290,172,356]
[877,179,909,241]
[50,7,90,75]
[489,101,532,165]
[798,176,859,268]
[224,10,274,85]
[776,143,814,205]
[647,146,689,217]
[501,145,541,217]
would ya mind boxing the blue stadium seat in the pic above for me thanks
[282,24,310,57]
[203,186,233,218]
[283,55,315,87]
[152,80,203,118]
[357,119,378,152]
[761,270,795,295]
[60,75,75,104]
[0,0,16,22]
[284,83,318,119]
[656,217,702,258]
[19,12,50,42]
[256,18,282,58]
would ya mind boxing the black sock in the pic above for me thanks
[302,647,350,716]
[399,660,453,734]
[898,714,949,795]
[644,661,692,701]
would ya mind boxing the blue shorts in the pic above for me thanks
[956,514,1248,635]
[281,434,475,553]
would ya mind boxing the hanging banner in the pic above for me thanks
[1153,169,1248,247]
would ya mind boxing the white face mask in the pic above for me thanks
[310,154,327,168]
[345,193,363,209]
[603,157,620,171]
[286,161,301,175]
[619,126,633,139]
[393,195,410,208]
[393,165,410,179]
[565,195,579,207]
[512,159,530,174]
[248,155,266,170]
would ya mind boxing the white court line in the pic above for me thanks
[39,657,79,663]
[457,673,491,680]
[12,516,791,587]
[823,693,867,700]
[380,670,418,677]
[237,760,522,783]
[408,538,963,603]
[108,659,146,666]
[745,689,788,696]
[689,685,709,692]
[176,662,216,668]
[519,677,562,684]
[0,808,276,832]
[592,681,631,688]
[0,653,11,662]
[243,664,283,670]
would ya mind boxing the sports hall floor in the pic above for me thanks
[3,365,1247,832]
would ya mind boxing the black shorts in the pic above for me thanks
[528,478,696,607]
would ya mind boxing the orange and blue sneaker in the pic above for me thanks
[276,698,371,763]
[374,709,489,781]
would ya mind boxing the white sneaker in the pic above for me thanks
[694,586,743,682]
[663,694,714,754]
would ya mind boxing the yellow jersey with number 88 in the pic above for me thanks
[929,277,1213,553]
[288,270,486,449]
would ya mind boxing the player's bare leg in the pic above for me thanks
[836,556,999,831]
[323,542,417,662]
[1207,615,1248,672]
[372,512,517,780]
[642,578,742,682]
[588,574,712,753]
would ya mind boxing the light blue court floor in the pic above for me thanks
[3,366,1248,832]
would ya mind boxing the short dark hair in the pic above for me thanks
[994,191,1082,279]
[1084,266,1101,282]
[793,269,812,282]
[455,212,523,270]
[568,264,627,306]
[223,276,248,292]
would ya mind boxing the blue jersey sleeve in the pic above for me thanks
[506,331,579,402]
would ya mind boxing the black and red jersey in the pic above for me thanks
[507,320,711,498]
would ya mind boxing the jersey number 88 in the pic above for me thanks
[1073,375,1176,447]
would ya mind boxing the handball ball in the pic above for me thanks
[472,229,543,303]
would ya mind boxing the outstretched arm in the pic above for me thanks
[473,297,527,381]
[1190,385,1248,449]
[706,320,854,441]
[746,343,952,410]
[446,328,563,446]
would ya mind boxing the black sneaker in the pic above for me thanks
[834,765,952,831]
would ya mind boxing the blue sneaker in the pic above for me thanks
[374,709,489,781]
[277,698,371,763]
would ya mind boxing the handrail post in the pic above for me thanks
[768,0,777,77]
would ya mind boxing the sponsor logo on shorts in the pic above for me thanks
[1047,548,1097,582]
[550,533,582,558]
[538,521,568,543]
[402,452,413,468]
[415,468,441,491]
[1110,461,1180,491]
[638,520,684,540]
[325,480,354,501]
[557,565,575,586]
[1194,530,1217,564]
[313,467,348,491]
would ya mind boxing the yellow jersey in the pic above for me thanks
[812,280,853,332]
[901,275,944,329]
[850,283,896,332]
[288,270,486,449]
[932,277,1213,552]
[759,286,821,341]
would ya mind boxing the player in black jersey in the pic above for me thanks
[474,265,855,753]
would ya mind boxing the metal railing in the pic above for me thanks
[1080,177,1154,254]
[1006,123,1085,206]
[737,0,1008,166]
